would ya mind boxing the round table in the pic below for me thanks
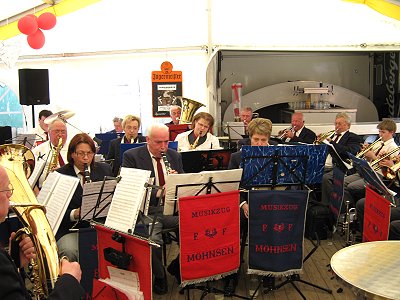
[331,241,400,300]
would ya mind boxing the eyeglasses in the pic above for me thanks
[75,151,94,158]
[52,129,67,135]
[0,183,14,196]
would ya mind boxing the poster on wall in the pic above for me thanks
[152,61,182,118]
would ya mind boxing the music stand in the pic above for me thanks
[170,171,247,300]
[180,148,235,173]
[241,145,331,298]
[94,133,117,155]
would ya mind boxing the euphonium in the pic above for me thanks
[370,146,400,171]
[178,97,205,124]
[44,138,63,179]
[0,144,59,299]
[314,130,336,145]
[355,137,383,159]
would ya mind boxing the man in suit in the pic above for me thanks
[278,112,316,144]
[56,133,112,262]
[0,165,85,299]
[107,114,146,176]
[122,123,183,295]
[320,112,363,206]
[106,117,123,135]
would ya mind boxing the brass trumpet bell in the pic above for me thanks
[178,97,205,124]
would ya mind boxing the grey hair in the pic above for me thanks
[147,123,169,137]
[335,112,351,124]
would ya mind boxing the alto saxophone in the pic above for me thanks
[190,134,201,150]
[44,138,63,179]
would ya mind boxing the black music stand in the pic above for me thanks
[180,148,235,173]
[167,172,247,299]
[241,145,331,299]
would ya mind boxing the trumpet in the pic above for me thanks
[355,137,383,159]
[277,126,295,140]
[314,130,336,145]
[370,146,400,171]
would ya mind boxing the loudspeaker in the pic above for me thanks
[18,69,50,105]
[0,126,12,144]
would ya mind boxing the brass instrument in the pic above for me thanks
[161,152,172,174]
[0,144,59,298]
[370,146,400,171]
[277,126,295,140]
[190,134,201,150]
[44,138,63,179]
[355,137,383,159]
[178,97,205,124]
[383,157,400,179]
[314,130,336,145]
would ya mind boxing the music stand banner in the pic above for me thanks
[248,190,308,276]
[241,145,328,188]
[179,190,240,286]
[329,167,345,226]
[363,186,391,242]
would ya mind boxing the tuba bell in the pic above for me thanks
[0,144,59,299]
[178,97,205,124]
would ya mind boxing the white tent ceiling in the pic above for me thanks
[1,0,400,59]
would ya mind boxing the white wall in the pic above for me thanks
[0,50,209,136]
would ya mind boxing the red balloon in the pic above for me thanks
[38,12,57,30]
[18,15,38,35]
[27,29,45,49]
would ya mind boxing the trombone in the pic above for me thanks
[355,137,382,159]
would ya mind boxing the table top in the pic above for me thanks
[331,241,400,300]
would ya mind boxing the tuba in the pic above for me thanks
[314,130,336,145]
[178,97,205,124]
[0,144,59,299]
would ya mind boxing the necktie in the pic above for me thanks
[375,142,384,156]
[153,157,165,187]
[79,171,86,185]
[58,154,65,167]
[333,133,341,143]
[44,132,49,141]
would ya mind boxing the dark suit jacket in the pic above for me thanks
[228,151,242,169]
[331,131,362,166]
[122,145,184,206]
[0,249,84,300]
[106,136,147,176]
[56,162,112,240]
[287,127,316,144]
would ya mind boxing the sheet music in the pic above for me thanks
[105,167,151,234]
[164,169,243,215]
[37,173,79,234]
[81,179,117,220]
[324,141,352,170]
[141,177,154,216]
[98,266,143,300]
[28,159,46,189]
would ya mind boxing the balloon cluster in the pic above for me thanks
[17,13,57,49]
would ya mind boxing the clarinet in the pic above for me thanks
[83,163,91,183]
[161,152,172,174]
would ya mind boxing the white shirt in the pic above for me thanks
[29,126,48,143]
[175,130,221,151]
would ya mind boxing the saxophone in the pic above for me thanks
[190,134,201,150]
[44,138,63,179]
[0,144,59,299]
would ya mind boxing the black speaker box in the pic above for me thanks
[0,126,12,145]
[18,69,50,105]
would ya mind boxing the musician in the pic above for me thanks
[224,118,273,295]
[29,109,53,143]
[0,165,85,299]
[106,116,123,134]
[55,133,112,262]
[278,112,316,144]
[322,119,398,209]
[165,105,181,125]
[239,106,253,135]
[236,118,276,150]
[32,119,68,190]
[174,112,220,151]
[107,115,146,176]
[122,123,183,295]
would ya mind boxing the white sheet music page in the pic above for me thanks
[28,159,46,189]
[43,173,79,234]
[164,169,243,215]
[36,171,58,205]
[105,167,151,234]
[81,180,117,221]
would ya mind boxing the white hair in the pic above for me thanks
[147,123,169,137]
